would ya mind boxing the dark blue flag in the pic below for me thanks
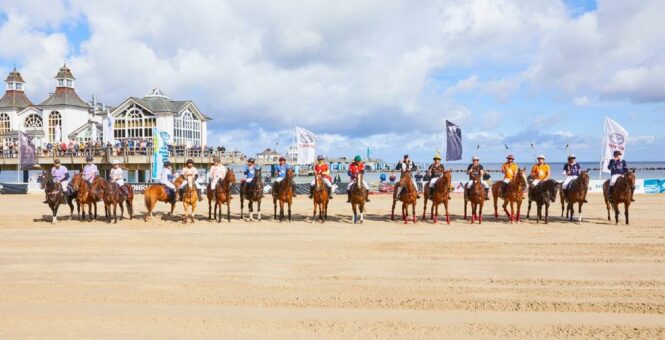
[445,120,462,161]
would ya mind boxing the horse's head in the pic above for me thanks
[548,180,560,202]
[38,171,51,189]
[580,169,590,186]
[625,169,636,188]
[70,173,82,191]
[226,169,236,183]
[255,168,263,185]
[515,168,527,188]
[442,169,452,182]
[399,170,412,183]
[285,168,295,180]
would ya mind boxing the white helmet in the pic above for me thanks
[472,155,479,161]
[536,154,545,160]
[113,160,122,165]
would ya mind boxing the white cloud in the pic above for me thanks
[573,96,590,106]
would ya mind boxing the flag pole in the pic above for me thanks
[441,119,446,157]
[599,117,606,180]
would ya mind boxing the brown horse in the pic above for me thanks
[603,170,635,225]
[349,172,367,224]
[391,171,417,224]
[144,176,183,221]
[422,170,452,224]
[181,176,198,224]
[38,171,66,224]
[240,168,263,221]
[492,168,527,223]
[464,173,485,224]
[272,168,295,222]
[311,173,329,223]
[114,183,134,220]
[102,180,122,223]
[526,179,560,224]
[208,169,236,222]
[560,170,590,223]
[70,174,99,222]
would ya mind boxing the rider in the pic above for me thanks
[529,155,551,187]
[608,150,634,202]
[241,158,259,193]
[561,154,586,202]
[208,156,228,191]
[425,152,446,198]
[44,159,70,203]
[109,160,129,199]
[500,155,519,199]
[82,156,98,184]
[466,156,490,200]
[274,156,297,197]
[347,155,370,203]
[395,154,420,198]
[159,160,177,203]
[310,155,334,199]
[179,159,204,201]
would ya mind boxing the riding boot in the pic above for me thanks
[197,188,204,201]
[608,186,614,203]
[178,188,184,201]
[485,188,490,200]
[327,186,333,199]
[631,187,636,202]
[43,193,49,204]
[309,186,313,199]
[347,192,351,203]
[500,182,507,199]
[292,181,297,197]
[365,191,370,202]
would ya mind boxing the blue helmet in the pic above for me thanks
[163,160,171,167]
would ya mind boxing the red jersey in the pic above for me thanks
[315,163,332,181]
[348,162,365,179]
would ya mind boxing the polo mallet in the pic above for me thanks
[504,144,509,158]
[530,143,536,164]
[565,144,570,157]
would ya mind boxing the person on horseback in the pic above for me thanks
[208,156,227,192]
[241,158,259,193]
[160,160,177,203]
[109,160,129,199]
[43,159,69,203]
[529,155,551,187]
[274,156,297,197]
[83,156,98,184]
[395,154,420,198]
[608,150,634,202]
[347,155,370,203]
[561,154,587,203]
[426,152,446,198]
[310,155,333,199]
[500,155,519,199]
[179,159,204,201]
[466,156,490,200]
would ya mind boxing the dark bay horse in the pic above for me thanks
[526,179,560,224]
[422,170,452,224]
[560,170,590,223]
[70,174,99,222]
[272,168,295,222]
[38,171,66,224]
[391,171,417,224]
[464,173,485,224]
[603,170,635,225]
[311,173,329,223]
[349,172,367,224]
[492,168,527,223]
[208,169,236,222]
[102,180,123,223]
[144,177,183,221]
[116,183,134,220]
[241,169,263,221]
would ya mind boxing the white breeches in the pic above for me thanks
[503,178,511,184]
[161,181,176,190]
[179,180,202,189]
[429,177,441,188]
[210,177,222,189]
[243,176,255,183]
[60,180,68,191]
[532,179,541,186]
[347,179,369,190]
[610,174,623,186]
[274,177,285,183]
[562,176,577,189]
[112,178,125,186]
[310,178,332,188]
[466,180,489,189]
[397,178,419,194]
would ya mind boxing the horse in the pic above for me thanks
[70,174,99,222]
[603,170,635,225]
[391,171,417,224]
[181,175,198,224]
[240,169,263,221]
[526,179,560,224]
[464,173,485,224]
[560,170,590,223]
[311,173,329,223]
[38,171,66,224]
[272,168,295,222]
[492,168,527,223]
[113,182,134,220]
[143,176,183,221]
[422,170,452,224]
[208,169,236,222]
[102,180,123,223]
[349,172,367,224]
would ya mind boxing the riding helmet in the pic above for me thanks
[317,155,325,161]
[506,154,514,159]
[568,154,576,159]
[433,153,441,160]
[472,155,479,161]
[279,156,286,161]
[403,154,409,158]
[163,160,172,167]
[86,156,93,161]
[354,155,362,162]
[54,159,61,164]
[613,150,622,156]
[248,158,255,163]
[536,154,546,160]
[213,156,220,163]
[186,159,194,164]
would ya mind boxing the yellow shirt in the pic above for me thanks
[530,164,550,180]
[502,162,518,180]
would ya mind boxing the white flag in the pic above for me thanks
[54,126,62,142]
[103,110,114,143]
[91,123,98,142]
[601,117,628,173]
[295,126,316,165]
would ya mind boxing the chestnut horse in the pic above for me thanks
[492,168,527,223]
[603,170,635,225]
[272,168,295,222]
[560,170,589,223]
[464,173,485,224]
[70,174,99,222]
[144,176,183,221]
[241,168,263,221]
[526,179,560,224]
[391,171,417,224]
[422,170,452,224]
[311,173,329,223]
[102,179,123,223]
[208,169,236,222]
[181,176,198,224]
[349,172,367,224]
[38,171,66,224]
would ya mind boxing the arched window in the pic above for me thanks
[0,113,10,133]
[48,111,62,142]
[174,110,201,146]
[24,114,43,130]
[113,104,156,140]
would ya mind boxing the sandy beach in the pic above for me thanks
[1,193,664,339]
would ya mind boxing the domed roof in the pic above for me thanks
[5,67,25,83]
[55,64,76,80]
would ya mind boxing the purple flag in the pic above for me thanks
[445,120,462,161]
[18,131,36,170]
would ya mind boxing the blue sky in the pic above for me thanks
[0,0,662,163]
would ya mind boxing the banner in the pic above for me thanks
[150,128,170,181]
[445,120,462,161]
[91,122,98,142]
[18,131,36,170]
[102,110,114,144]
[601,117,628,173]
[54,126,61,143]
[295,126,316,165]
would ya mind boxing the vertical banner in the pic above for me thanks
[18,131,36,170]
[91,123,98,142]
[601,117,628,174]
[102,110,114,144]
[445,120,462,161]
[151,128,170,181]
[295,126,316,165]
[55,126,62,143]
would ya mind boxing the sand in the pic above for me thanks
[1,192,664,339]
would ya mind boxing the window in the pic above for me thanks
[0,113,10,133]
[66,79,72,87]
[113,104,156,140]
[16,83,23,91]
[174,110,201,146]
[24,114,43,130]
[48,111,62,142]
[58,79,64,87]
